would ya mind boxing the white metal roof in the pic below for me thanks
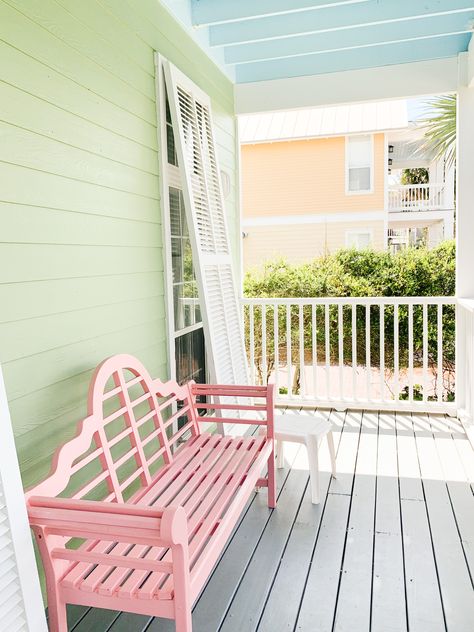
[239,100,408,144]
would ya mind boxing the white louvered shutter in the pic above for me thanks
[163,62,249,386]
[0,367,47,632]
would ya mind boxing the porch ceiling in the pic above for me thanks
[183,0,474,84]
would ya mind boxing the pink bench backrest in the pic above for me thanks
[27,354,200,503]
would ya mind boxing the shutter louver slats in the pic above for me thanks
[0,367,48,631]
[0,477,29,632]
[164,62,249,389]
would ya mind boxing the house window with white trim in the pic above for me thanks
[346,135,373,193]
[346,229,373,250]
[163,90,206,394]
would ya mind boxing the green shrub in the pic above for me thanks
[244,241,455,298]
[243,242,455,398]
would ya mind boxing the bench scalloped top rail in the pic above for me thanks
[25,354,199,502]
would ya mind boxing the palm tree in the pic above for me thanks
[420,94,456,168]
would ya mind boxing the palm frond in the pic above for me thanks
[419,94,457,168]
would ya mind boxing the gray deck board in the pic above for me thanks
[398,413,445,632]
[258,412,341,632]
[295,410,361,632]
[414,415,474,631]
[219,467,309,631]
[69,409,474,632]
[333,411,377,632]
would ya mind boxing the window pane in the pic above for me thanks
[171,238,183,283]
[348,135,371,167]
[175,328,206,426]
[349,167,371,192]
[169,189,181,236]
[183,283,197,328]
[182,239,194,282]
[165,96,178,166]
[169,188,201,332]
[173,284,185,330]
[347,231,372,249]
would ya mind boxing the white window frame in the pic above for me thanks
[155,54,205,384]
[345,228,374,249]
[345,134,374,195]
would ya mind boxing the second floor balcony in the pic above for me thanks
[388,183,448,213]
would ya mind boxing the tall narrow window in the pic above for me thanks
[346,135,373,193]
[163,88,206,395]
[161,58,248,389]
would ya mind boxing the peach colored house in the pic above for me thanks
[240,101,454,270]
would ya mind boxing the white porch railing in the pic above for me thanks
[242,297,456,412]
[388,183,445,212]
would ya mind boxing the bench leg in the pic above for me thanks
[173,544,193,632]
[267,444,277,509]
[276,439,284,469]
[47,592,67,632]
[305,435,320,504]
[327,430,337,479]
[175,607,192,632]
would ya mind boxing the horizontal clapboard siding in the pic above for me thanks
[0,0,236,505]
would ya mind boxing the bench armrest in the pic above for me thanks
[27,496,188,547]
[189,382,275,438]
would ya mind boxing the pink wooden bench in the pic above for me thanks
[26,354,276,632]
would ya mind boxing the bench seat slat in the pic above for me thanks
[62,434,220,593]
[121,436,255,600]
[75,434,228,596]
[98,435,233,599]
[59,434,269,602]
[138,436,265,599]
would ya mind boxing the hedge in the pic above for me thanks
[243,241,455,400]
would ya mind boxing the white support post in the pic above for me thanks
[443,161,455,240]
[456,50,474,415]
[457,52,474,298]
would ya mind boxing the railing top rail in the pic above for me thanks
[241,296,456,306]
[388,183,444,190]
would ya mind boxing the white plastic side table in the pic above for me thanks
[273,414,337,504]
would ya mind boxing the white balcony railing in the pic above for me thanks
[388,183,445,212]
[242,297,456,413]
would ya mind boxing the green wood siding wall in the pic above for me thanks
[0,0,237,490]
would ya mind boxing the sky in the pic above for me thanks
[407,96,438,123]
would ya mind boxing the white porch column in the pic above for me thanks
[456,49,474,418]
[456,51,474,298]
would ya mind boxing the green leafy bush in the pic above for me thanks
[244,241,455,298]
[243,241,455,399]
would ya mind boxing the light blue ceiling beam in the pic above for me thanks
[225,12,474,64]
[235,33,471,82]
[210,0,474,46]
[191,0,370,27]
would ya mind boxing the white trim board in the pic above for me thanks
[0,365,48,631]
[235,57,459,114]
[242,211,386,227]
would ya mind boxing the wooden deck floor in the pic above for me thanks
[67,410,474,632]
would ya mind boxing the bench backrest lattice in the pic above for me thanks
[26,354,199,504]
